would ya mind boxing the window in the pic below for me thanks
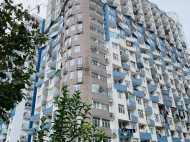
[71,24,75,31]
[138,32,142,37]
[117,91,123,99]
[181,121,185,128]
[70,59,75,66]
[102,120,110,128]
[69,71,74,79]
[142,87,147,95]
[156,92,161,99]
[102,104,109,111]
[118,105,125,114]
[138,109,144,118]
[92,73,98,79]
[130,61,136,68]
[141,76,145,83]
[152,103,157,109]
[168,118,173,125]
[133,139,139,142]
[112,43,117,50]
[144,59,149,65]
[136,97,141,104]
[57,60,62,68]
[154,114,160,122]
[129,52,135,58]
[93,118,100,126]
[157,65,161,70]
[42,55,46,61]
[74,34,80,41]
[103,138,111,142]
[109,14,114,21]
[145,68,150,75]
[149,127,154,134]
[37,96,41,103]
[75,4,80,10]
[113,53,119,61]
[73,85,80,91]
[110,32,119,39]
[126,81,131,89]
[78,13,82,19]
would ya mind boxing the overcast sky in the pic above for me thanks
[1,0,190,46]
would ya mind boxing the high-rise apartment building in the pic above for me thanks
[0,14,45,142]
[27,0,190,142]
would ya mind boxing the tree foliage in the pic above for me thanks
[32,89,105,142]
[0,0,47,121]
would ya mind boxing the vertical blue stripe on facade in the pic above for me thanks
[28,19,45,142]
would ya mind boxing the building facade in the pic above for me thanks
[0,14,45,142]
[29,0,190,142]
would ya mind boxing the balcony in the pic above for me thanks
[1,128,8,134]
[137,59,144,68]
[151,66,157,75]
[120,52,129,61]
[53,90,59,98]
[173,94,180,101]
[176,104,184,110]
[163,72,169,80]
[114,84,127,92]
[153,75,159,83]
[41,97,47,106]
[147,119,155,126]
[91,108,111,120]
[77,18,83,23]
[47,70,56,78]
[25,102,32,108]
[21,123,29,130]
[36,79,44,87]
[157,136,168,142]
[140,69,145,77]
[40,60,46,68]
[118,129,133,138]
[131,115,138,123]
[164,100,172,107]
[132,78,142,86]
[43,107,53,116]
[37,69,45,77]
[176,126,182,132]
[150,95,159,103]
[44,121,52,129]
[76,77,83,84]
[42,86,48,95]
[30,113,40,122]
[112,71,125,80]
[134,90,145,97]
[140,132,152,140]
[144,105,153,114]
[54,76,60,88]
[126,99,136,110]
[147,84,157,91]
[172,138,181,142]
[28,127,39,135]
[122,62,130,70]
[48,60,56,69]
[20,135,28,141]
[23,112,31,119]
[184,98,190,104]
[161,90,169,95]
[77,28,83,34]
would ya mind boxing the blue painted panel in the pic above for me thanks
[118,129,133,138]
[30,114,40,122]
[150,96,159,103]
[114,84,127,92]
[184,98,190,104]
[47,70,56,78]
[43,107,53,116]
[44,121,52,129]
[148,84,157,91]
[148,119,155,126]
[112,71,125,79]
[161,90,169,95]
[128,100,136,109]
[164,100,172,107]
[122,62,130,70]
[120,52,129,61]
[140,132,152,140]
[131,115,138,123]
[172,138,181,142]
[134,90,145,97]
[132,78,142,86]
[176,105,184,110]
[157,136,168,142]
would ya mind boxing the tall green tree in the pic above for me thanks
[0,0,47,122]
[32,89,105,142]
